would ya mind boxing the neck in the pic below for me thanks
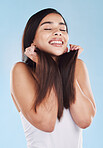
[51,55,58,63]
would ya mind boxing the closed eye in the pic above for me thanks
[44,28,51,30]
[60,29,66,32]
[44,28,67,32]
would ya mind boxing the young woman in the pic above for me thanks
[10,8,96,148]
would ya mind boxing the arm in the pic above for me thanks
[10,62,58,132]
[70,59,96,129]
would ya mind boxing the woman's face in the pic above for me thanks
[33,13,69,57]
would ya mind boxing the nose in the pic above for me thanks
[53,29,62,36]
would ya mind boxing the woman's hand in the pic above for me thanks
[24,44,38,63]
[69,44,84,57]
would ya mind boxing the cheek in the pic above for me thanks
[67,35,69,42]
[35,34,49,50]
[65,33,69,41]
[64,35,69,46]
[34,34,43,45]
[38,32,49,43]
[41,32,50,40]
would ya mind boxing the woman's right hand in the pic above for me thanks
[24,44,38,63]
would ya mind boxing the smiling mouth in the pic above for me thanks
[49,40,64,47]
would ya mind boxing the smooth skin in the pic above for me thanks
[10,13,96,132]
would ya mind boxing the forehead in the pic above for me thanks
[39,13,65,25]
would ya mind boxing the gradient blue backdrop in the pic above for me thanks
[0,0,103,147]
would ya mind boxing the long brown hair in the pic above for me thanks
[22,8,78,121]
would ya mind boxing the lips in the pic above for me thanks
[49,38,64,46]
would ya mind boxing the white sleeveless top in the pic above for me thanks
[19,108,82,148]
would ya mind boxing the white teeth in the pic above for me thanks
[50,41,62,44]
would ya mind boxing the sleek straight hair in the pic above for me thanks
[22,8,78,121]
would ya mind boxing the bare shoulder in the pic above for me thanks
[10,61,36,92]
[10,61,37,112]
[10,62,34,85]
[11,62,30,75]
[76,59,86,69]
[75,59,88,77]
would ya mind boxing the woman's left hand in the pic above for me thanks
[69,44,84,57]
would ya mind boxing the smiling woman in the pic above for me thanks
[33,13,69,57]
[10,8,96,148]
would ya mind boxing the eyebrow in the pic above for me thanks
[40,21,66,26]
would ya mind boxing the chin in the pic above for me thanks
[54,50,64,56]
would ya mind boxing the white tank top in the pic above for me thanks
[19,108,82,148]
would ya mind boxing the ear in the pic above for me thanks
[32,39,36,45]
[31,39,36,46]
[66,47,68,52]
[64,47,68,53]
[31,43,34,46]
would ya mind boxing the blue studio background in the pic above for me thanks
[0,0,103,147]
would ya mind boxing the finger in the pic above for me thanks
[25,51,37,57]
[24,52,37,62]
[30,54,38,63]
[31,43,36,51]
[69,44,74,47]
[31,43,34,46]
[69,45,75,51]
[25,47,36,54]
[72,47,79,50]
[70,47,78,51]
[70,44,80,48]
[70,45,79,50]
[25,49,37,58]
[72,46,83,51]
[24,51,31,57]
[30,45,36,52]
[70,45,80,50]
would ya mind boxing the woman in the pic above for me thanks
[10,8,96,148]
